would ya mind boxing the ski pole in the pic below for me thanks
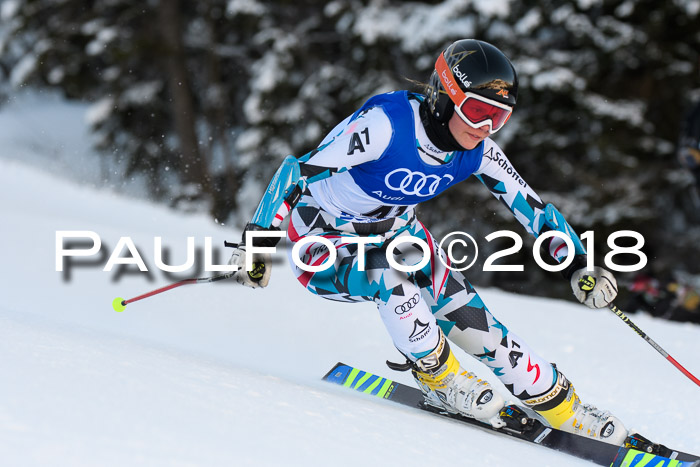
[112,271,236,312]
[111,239,269,311]
[608,302,700,387]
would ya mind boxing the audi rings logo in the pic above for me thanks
[395,293,420,314]
[385,169,454,197]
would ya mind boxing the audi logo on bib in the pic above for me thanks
[385,169,454,197]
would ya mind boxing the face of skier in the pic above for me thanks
[448,110,491,150]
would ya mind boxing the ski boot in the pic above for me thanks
[404,329,506,428]
[522,369,628,445]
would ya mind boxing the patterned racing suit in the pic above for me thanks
[265,91,575,400]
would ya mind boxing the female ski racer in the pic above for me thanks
[228,39,627,445]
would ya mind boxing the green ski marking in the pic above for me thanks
[614,449,686,467]
[339,367,394,398]
[362,376,383,394]
[343,368,361,388]
[377,379,394,398]
[354,372,374,390]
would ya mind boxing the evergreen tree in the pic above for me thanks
[3,0,698,293]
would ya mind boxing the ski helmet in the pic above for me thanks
[425,39,518,124]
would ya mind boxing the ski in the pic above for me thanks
[323,362,700,467]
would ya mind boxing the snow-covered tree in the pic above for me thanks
[2,0,699,295]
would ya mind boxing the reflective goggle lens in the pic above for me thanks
[458,96,512,132]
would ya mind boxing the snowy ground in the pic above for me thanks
[1,94,699,466]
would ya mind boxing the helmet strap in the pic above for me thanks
[419,99,465,152]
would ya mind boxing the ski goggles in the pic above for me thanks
[435,52,513,134]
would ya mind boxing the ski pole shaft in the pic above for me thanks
[608,303,700,387]
[113,272,235,311]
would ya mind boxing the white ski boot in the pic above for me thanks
[523,370,628,445]
[411,330,505,428]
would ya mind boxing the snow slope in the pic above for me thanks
[1,98,699,466]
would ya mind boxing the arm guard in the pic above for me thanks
[250,155,305,230]
[539,203,588,279]
[541,203,586,255]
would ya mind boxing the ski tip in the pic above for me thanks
[322,362,350,382]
